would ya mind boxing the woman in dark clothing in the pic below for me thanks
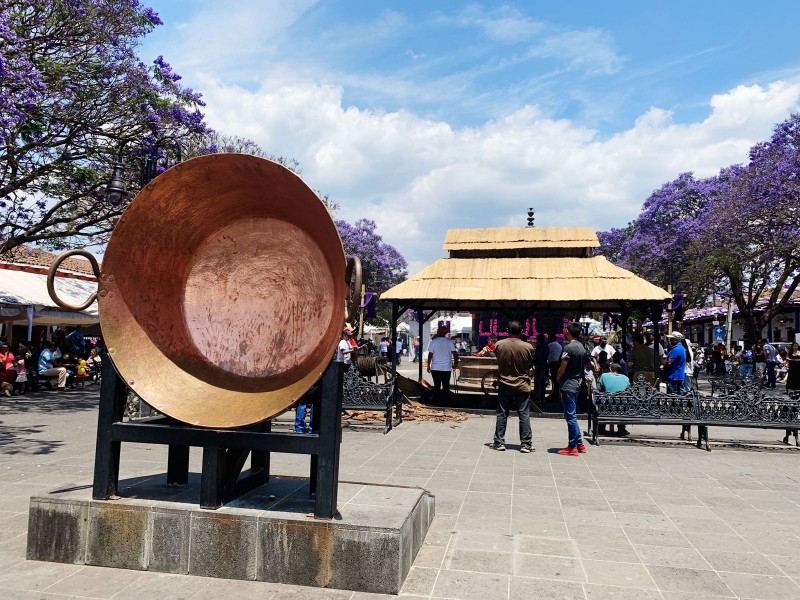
[713,343,726,375]
[784,341,800,444]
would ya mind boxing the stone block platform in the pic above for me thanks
[26,475,434,595]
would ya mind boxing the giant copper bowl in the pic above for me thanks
[97,154,347,427]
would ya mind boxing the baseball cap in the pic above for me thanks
[667,331,684,340]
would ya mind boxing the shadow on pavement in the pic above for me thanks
[0,421,65,455]
[0,386,99,416]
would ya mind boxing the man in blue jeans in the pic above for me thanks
[556,322,587,455]
[762,338,777,388]
[662,332,686,394]
[489,321,534,452]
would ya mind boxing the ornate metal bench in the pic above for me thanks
[708,373,762,396]
[591,381,702,445]
[592,380,800,451]
[341,365,402,433]
[697,386,800,447]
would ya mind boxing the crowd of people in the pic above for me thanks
[697,339,800,391]
[421,322,800,454]
[0,326,103,396]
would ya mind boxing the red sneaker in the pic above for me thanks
[557,447,579,456]
[577,444,587,454]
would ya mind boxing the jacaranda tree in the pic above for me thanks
[335,218,408,324]
[599,113,800,341]
[0,0,210,254]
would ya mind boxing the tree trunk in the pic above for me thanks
[740,313,763,342]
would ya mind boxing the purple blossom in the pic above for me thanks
[1,0,212,255]
[143,7,162,26]
[598,113,800,340]
[335,218,408,298]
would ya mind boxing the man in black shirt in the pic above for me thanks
[556,322,587,455]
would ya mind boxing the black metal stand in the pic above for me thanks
[92,359,344,518]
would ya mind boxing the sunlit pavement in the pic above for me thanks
[0,385,798,599]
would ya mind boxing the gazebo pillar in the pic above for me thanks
[390,302,400,381]
[650,302,663,373]
[620,306,631,351]
[417,306,424,385]
[415,307,436,386]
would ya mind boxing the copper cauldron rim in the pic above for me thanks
[94,153,348,428]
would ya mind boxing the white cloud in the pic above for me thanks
[452,4,544,43]
[528,29,623,75]
[194,77,800,274]
[160,0,319,79]
[134,2,800,281]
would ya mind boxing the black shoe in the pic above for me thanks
[489,443,506,451]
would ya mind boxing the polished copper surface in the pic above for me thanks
[97,154,347,428]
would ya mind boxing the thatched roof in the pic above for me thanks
[443,227,599,251]
[381,256,670,309]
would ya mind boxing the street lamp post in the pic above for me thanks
[725,298,734,352]
[104,136,184,205]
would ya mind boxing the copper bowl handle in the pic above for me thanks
[47,249,101,311]
[345,256,362,323]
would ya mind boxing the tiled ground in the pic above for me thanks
[0,385,798,599]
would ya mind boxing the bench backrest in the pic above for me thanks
[342,365,396,409]
[594,381,696,419]
[698,383,800,425]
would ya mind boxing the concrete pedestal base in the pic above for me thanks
[26,476,434,595]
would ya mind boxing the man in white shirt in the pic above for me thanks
[591,336,615,359]
[336,329,357,364]
[427,326,458,404]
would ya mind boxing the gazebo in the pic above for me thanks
[380,226,672,384]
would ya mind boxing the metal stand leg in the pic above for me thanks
[167,445,190,485]
[251,421,270,478]
[200,447,226,509]
[314,362,344,518]
[309,382,322,496]
[92,359,127,499]
[91,357,343,514]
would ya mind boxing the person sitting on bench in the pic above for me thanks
[597,363,630,435]
[38,342,67,389]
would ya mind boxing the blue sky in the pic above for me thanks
[140,1,800,273]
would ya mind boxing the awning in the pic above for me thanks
[0,269,99,324]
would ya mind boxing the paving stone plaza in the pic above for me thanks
[0,385,798,600]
